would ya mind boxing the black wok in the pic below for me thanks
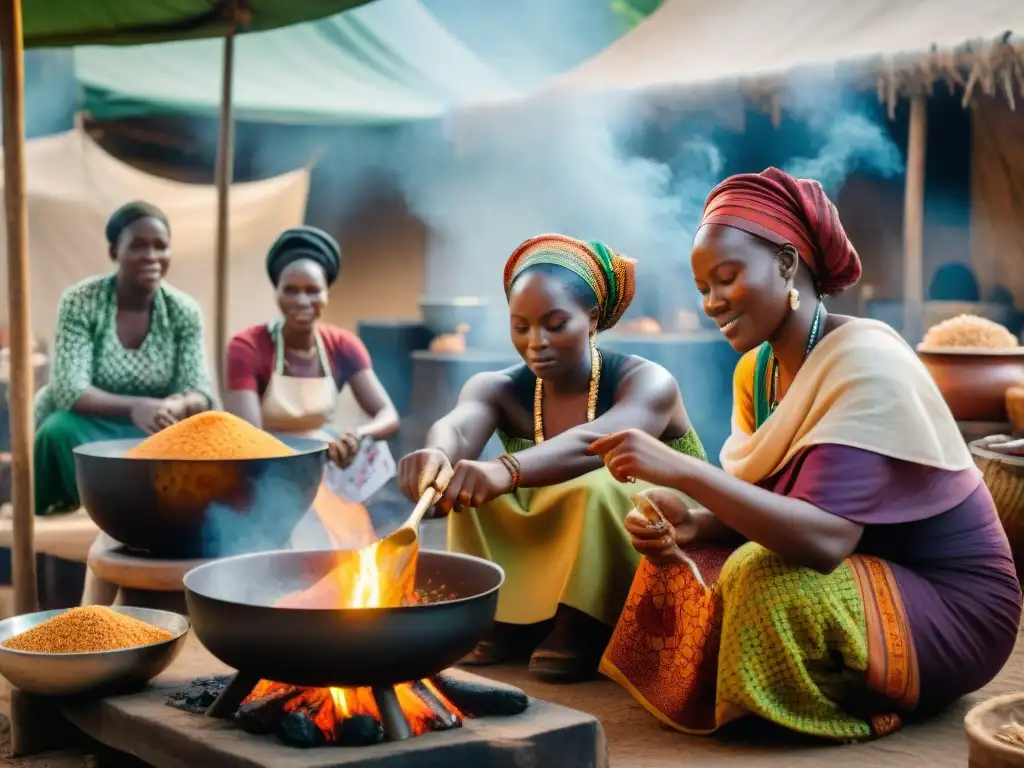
[74,436,326,558]
[183,549,504,688]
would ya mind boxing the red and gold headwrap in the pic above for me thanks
[699,167,862,296]
[503,234,637,332]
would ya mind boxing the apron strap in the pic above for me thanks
[269,319,333,378]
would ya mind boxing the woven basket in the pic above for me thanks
[965,693,1024,767]
[1008,386,1024,435]
[970,439,1024,555]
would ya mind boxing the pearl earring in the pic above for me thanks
[788,288,800,311]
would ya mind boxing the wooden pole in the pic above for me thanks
[0,0,38,614]
[213,3,238,399]
[902,94,927,345]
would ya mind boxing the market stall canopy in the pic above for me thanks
[22,0,378,48]
[548,0,1024,96]
[74,0,513,124]
[0,127,309,388]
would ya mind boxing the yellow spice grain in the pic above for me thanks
[2,606,174,653]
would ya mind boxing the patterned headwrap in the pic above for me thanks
[503,234,637,332]
[699,167,862,296]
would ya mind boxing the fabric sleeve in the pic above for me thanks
[766,443,979,525]
[225,331,265,393]
[323,326,372,388]
[171,302,217,407]
[732,349,757,436]
[48,291,96,411]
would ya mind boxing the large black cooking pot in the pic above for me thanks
[183,549,504,688]
[74,436,326,558]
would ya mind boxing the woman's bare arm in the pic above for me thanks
[514,360,680,487]
[347,369,400,441]
[424,372,504,464]
[223,389,263,427]
[675,457,863,573]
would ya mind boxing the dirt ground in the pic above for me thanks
[0,523,1017,766]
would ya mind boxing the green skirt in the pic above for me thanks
[34,410,144,516]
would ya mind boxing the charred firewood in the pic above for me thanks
[236,687,302,735]
[166,676,231,714]
[412,680,462,731]
[430,674,530,717]
[335,714,384,746]
[277,710,327,748]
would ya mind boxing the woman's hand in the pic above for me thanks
[625,489,699,566]
[327,432,362,469]
[398,448,454,506]
[436,459,514,516]
[130,398,178,435]
[588,428,690,487]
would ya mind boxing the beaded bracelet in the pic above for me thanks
[497,454,521,492]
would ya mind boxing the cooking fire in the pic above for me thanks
[170,534,528,748]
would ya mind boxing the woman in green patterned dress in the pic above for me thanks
[33,202,215,515]
[397,234,707,683]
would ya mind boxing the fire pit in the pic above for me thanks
[182,547,506,745]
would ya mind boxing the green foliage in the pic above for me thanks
[610,0,663,28]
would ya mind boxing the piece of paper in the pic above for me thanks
[324,438,396,503]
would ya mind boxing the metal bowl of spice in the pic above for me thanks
[74,412,327,558]
[0,605,190,697]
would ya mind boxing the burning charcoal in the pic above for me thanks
[236,687,301,735]
[277,712,327,748]
[166,676,231,714]
[335,714,384,746]
[431,674,529,717]
[412,680,462,731]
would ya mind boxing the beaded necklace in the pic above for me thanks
[533,343,601,444]
[769,300,823,414]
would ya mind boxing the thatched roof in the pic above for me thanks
[547,0,1024,114]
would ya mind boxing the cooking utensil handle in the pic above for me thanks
[402,487,440,531]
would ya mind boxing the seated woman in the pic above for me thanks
[34,202,215,515]
[397,234,707,683]
[224,226,399,469]
[589,168,1022,740]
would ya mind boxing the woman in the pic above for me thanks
[398,234,707,683]
[34,201,215,515]
[589,168,1022,740]
[224,226,399,469]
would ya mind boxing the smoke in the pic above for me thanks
[780,77,903,195]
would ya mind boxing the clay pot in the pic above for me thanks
[917,347,1024,423]
[965,693,1024,767]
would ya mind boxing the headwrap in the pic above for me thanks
[503,234,636,332]
[105,201,170,246]
[698,167,862,296]
[265,226,342,287]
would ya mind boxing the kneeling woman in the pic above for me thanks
[398,234,706,683]
[34,202,215,515]
[591,169,1022,740]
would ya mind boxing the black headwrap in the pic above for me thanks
[105,201,170,246]
[265,226,342,287]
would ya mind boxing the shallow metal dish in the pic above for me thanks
[0,606,190,697]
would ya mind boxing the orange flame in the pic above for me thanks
[244,517,461,740]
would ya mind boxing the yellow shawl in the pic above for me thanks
[721,318,975,484]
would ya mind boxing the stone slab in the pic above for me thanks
[16,636,607,768]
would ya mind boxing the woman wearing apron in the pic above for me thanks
[224,227,400,544]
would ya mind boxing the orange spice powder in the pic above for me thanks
[125,411,295,460]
